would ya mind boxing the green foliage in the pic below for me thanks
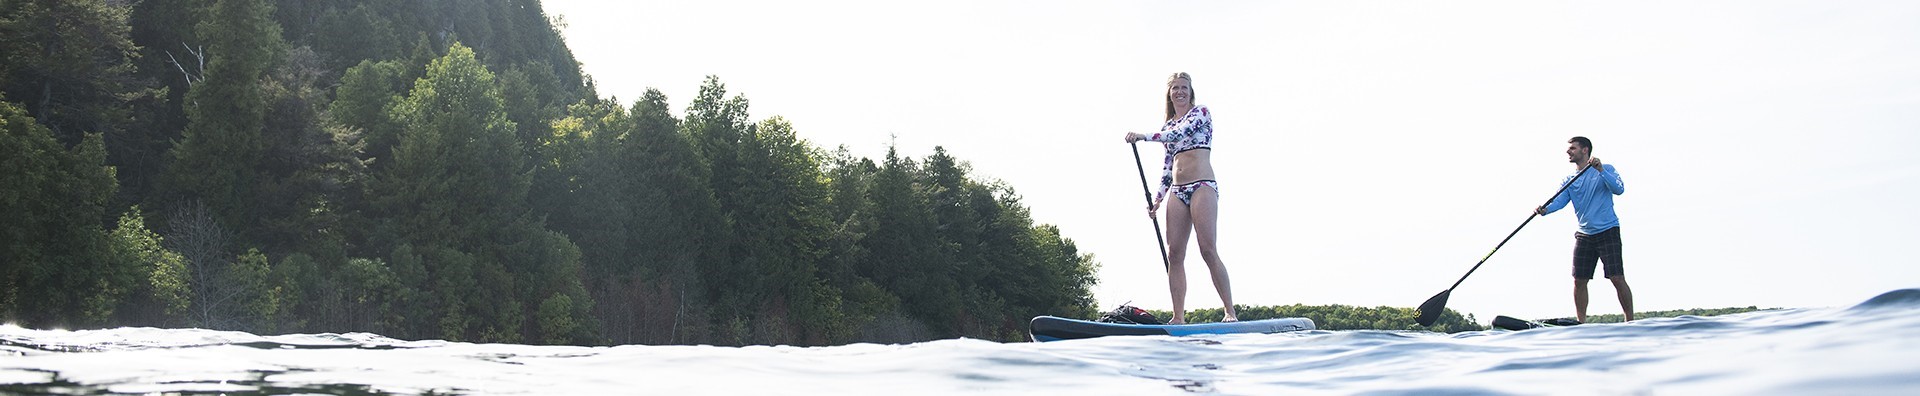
[339,257,401,332]
[3,2,1111,347]
[0,99,119,328]
[533,77,1100,345]
[330,59,408,171]
[0,0,146,146]
[108,206,191,321]
[378,42,525,248]
[837,144,1101,340]
[0,0,168,224]
[220,249,279,331]
[362,43,592,344]
[265,253,317,332]
[509,229,598,345]
[386,244,435,339]
[304,2,402,71]
[1573,306,1774,324]
[421,246,478,341]
[678,78,835,344]
[1027,225,1101,321]
[536,293,578,345]
[251,47,367,255]
[160,0,286,241]
[581,89,724,344]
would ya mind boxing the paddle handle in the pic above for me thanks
[1443,164,1596,291]
[1131,143,1172,270]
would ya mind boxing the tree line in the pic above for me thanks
[1574,306,1772,324]
[0,0,1098,345]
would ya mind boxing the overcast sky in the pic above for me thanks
[543,0,1920,323]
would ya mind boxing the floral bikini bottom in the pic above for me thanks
[1171,180,1218,206]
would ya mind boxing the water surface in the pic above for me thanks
[5,289,1918,395]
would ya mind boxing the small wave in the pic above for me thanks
[1849,288,1920,311]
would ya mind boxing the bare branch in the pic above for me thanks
[164,42,207,87]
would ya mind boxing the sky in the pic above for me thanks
[542,0,1920,323]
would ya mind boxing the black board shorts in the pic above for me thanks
[1573,226,1623,279]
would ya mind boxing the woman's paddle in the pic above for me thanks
[1130,142,1171,270]
[1416,164,1595,327]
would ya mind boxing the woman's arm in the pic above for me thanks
[1142,106,1211,143]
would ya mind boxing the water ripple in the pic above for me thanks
[1,289,1917,395]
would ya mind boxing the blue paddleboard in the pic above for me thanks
[1029,316,1315,342]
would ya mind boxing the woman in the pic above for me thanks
[1123,72,1236,323]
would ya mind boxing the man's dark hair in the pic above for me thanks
[1570,136,1593,151]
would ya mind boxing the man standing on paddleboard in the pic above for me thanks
[1534,136,1634,323]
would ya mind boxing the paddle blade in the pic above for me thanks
[1416,290,1450,327]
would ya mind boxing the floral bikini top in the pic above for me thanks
[1141,105,1213,206]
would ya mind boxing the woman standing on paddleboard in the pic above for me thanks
[1123,72,1237,324]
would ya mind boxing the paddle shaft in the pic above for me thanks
[1131,143,1172,270]
[1441,164,1597,292]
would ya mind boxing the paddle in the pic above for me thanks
[1130,142,1171,270]
[1416,164,1595,327]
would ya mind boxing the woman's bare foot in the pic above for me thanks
[1222,311,1238,322]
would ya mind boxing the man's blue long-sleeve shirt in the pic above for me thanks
[1542,164,1625,235]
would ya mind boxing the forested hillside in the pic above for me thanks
[0,0,1104,345]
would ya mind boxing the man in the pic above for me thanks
[1534,136,1634,322]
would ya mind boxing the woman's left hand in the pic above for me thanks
[1123,132,1142,143]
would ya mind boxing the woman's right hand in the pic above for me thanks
[1123,132,1142,143]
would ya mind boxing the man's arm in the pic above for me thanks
[1598,163,1625,195]
[1536,175,1575,216]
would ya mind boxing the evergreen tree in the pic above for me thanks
[741,116,840,344]
[122,0,200,206]
[329,59,410,175]
[0,0,146,146]
[865,146,962,334]
[253,46,367,254]
[373,43,594,344]
[377,42,525,249]
[601,89,724,344]
[375,42,522,341]
[0,0,167,212]
[160,0,286,241]
[0,0,1125,342]
[680,77,755,323]
[0,98,121,327]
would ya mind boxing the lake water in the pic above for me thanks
[4,289,1918,395]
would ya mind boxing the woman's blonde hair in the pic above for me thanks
[1164,72,1194,121]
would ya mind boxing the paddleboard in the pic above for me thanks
[1028,316,1315,342]
[1491,315,1582,331]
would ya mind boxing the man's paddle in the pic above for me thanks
[1416,164,1595,327]
[1130,142,1171,270]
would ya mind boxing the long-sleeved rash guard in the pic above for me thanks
[1142,105,1213,207]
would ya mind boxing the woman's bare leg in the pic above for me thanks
[1190,186,1236,321]
[1165,198,1194,324]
